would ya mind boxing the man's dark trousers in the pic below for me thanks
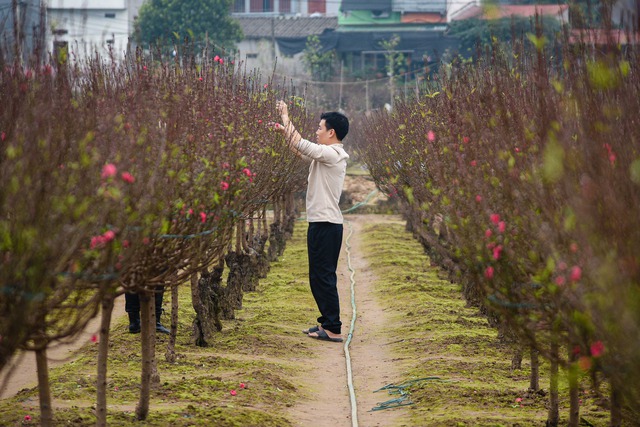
[307,222,343,335]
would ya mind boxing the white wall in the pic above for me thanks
[236,39,307,79]
[446,0,477,22]
[48,0,126,9]
[48,7,131,59]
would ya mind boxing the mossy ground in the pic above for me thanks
[361,220,611,427]
[0,216,612,426]
[0,224,316,426]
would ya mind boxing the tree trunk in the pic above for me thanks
[547,340,559,427]
[610,381,622,427]
[135,291,157,420]
[96,294,115,427]
[165,284,179,363]
[568,347,580,427]
[35,339,53,427]
[511,347,523,371]
[529,347,540,392]
[191,262,225,347]
[223,252,245,316]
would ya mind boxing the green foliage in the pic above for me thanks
[135,0,243,49]
[379,34,406,77]
[301,35,335,81]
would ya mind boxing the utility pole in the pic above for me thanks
[12,0,22,64]
[339,59,344,111]
[271,16,276,65]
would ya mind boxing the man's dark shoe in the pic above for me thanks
[156,322,170,334]
[128,312,141,334]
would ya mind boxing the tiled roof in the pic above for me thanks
[451,4,568,21]
[569,29,640,45]
[235,16,339,39]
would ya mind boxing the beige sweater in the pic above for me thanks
[296,138,349,224]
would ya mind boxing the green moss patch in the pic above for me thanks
[360,219,610,427]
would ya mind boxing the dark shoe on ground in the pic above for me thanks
[156,322,170,334]
[302,325,320,334]
[127,312,141,334]
[308,329,343,342]
[128,321,141,334]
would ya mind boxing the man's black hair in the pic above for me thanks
[321,111,349,141]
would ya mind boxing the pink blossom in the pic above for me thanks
[498,221,506,233]
[515,147,520,153]
[570,266,582,282]
[90,235,106,249]
[188,208,194,215]
[121,172,135,183]
[470,160,477,167]
[230,389,237,396]
[485,229,492,238]
[475,195,482,203]
[609,153,616,164]
[142,237,150,245]
[200,212,207,223]
[219,58,224,64]
[484,266,494,279]
[101,163,117,179]
[220,181,229,191]
[24,415,31,422]
[214,55,220,62]
[463,136,470,144]
[427,130,436,142]
[239,382,246,389]
[114,386,119,391]
[123,240,130,248]
[492,245,503,260]
[264,83,268,89]
[515,397,522,403]
[103,230,115,242]
[590,341,605,357]
[490,214,500,224]
[91,334,98,343]
[199,77,203,81]
[242,168,252,177]
[258,119,262,124]
[143,66,147,71]
[1,132,5,141]
[558,262,568,271]
[555,276,566,286]
[222,162,230,169]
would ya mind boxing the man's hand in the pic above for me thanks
[268,122,285,134]
[276,100,289,124]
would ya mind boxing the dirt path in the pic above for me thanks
[286,214,405,427]
[0,297,127,399]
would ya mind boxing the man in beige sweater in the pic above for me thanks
[275,100,349,342]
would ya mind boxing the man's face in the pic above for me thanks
[316,119,333,145]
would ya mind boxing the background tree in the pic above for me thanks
[301,35,335,81]
[135,0,243,49]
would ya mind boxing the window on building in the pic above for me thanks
[246,53,258,58]
[263,0,272,12]
[308,0,326,14]
[105,13,116,18]
[233,0,245,13]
